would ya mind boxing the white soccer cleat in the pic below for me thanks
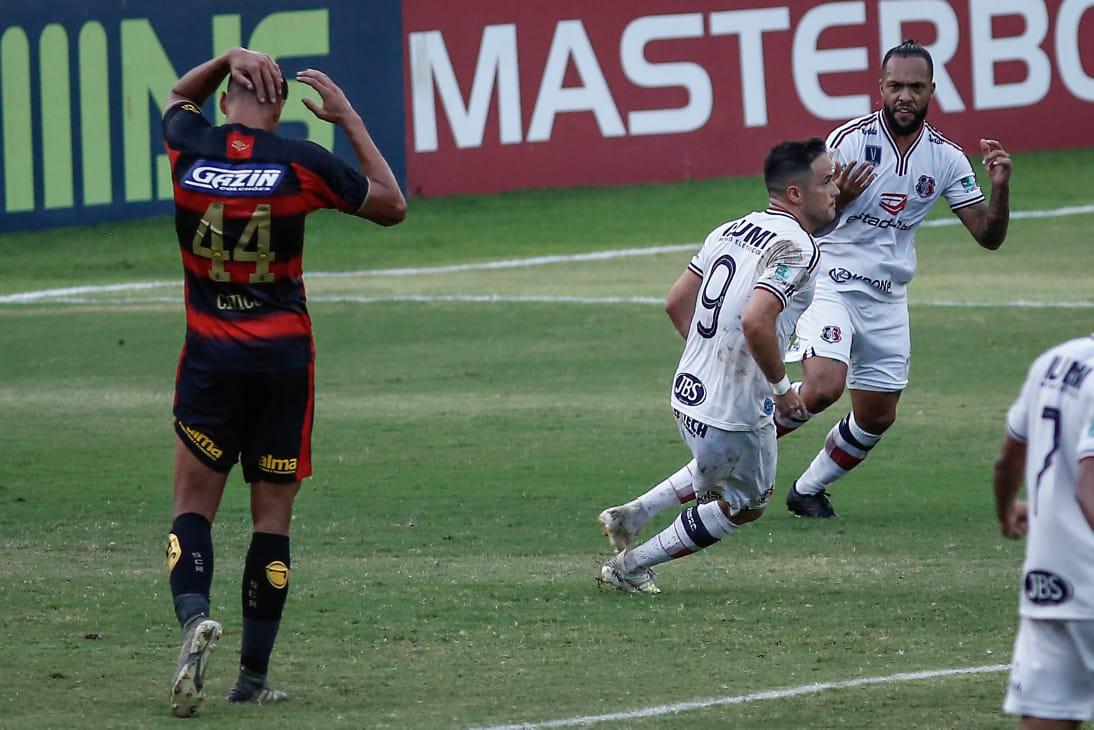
[597,553,661,595]
[170,617,222,718]
[597,503,647,553]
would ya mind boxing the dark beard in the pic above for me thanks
[882,102,929,136]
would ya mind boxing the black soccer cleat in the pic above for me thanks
[786,481,838,519]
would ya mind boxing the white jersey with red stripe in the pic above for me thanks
[820,111,984,301]
[671,207,820,432]
[1006,335,1094,620]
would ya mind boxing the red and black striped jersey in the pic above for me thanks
[163,100,369,372]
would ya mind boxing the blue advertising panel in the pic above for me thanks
[0,1,404,232]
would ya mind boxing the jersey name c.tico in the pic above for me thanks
[1006,335,1094,619]
[671,207,820,432]
[163,101,370,372]
[820,111,984,302]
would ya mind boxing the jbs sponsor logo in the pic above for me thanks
[181,161,286,195]
[1023,570,1073,605]
[673,372,706,406]
[258,454,298,474]
[178,422,223,460]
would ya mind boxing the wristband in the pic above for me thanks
[771,375,791,396]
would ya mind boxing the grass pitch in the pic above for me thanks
[1,148,1092,728]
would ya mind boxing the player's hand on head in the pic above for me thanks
[297,69,356,125]
[228,48,284,104]
[979,139,1013,186]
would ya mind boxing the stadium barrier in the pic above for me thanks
[1,0,1091,231]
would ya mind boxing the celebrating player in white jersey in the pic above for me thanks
[596,138,837,594]
[994,335,1094,728]
[777,40,1013,518]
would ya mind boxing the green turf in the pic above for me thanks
[1,147,1090,296]
[1,148,1092,728]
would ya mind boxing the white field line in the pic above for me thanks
[13,294,1094,309]
[313,243,699,278]
[468,663,1011,730]
[1,203,1091,306]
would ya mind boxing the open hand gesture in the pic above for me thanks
[980,139,1012,187]
[297,69,357,126]
[833,160,876,211]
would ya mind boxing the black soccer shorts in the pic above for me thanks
[173,357,314,484]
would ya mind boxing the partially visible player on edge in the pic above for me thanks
[162,47,405,717]
[776,40,1013,518]
[596,138,837,594]
[994,335,1094,729]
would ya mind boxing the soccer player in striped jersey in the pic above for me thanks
[161,47,405,717]
[596,139,837,594]
[994,335,1094,727]
[778,40,1013,518]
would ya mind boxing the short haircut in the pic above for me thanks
[227,74,289,100]
[881,40,934,79]
[763,137,827,196]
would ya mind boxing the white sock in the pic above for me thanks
[796,413,883,495]
[630,461,696,520]
[621,501,737,573]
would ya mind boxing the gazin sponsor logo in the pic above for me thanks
[181,161,286,195]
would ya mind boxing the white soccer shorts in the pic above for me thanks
[785,286,910,392]
[1004,617,1094,721]
[674,410,775,515]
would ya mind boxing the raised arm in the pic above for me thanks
[955,139,1012,250]
[296,69,406,227]
[167,47,284,108]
